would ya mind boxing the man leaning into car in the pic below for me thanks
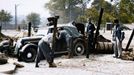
[35,33,57,68]
[57,27,73,58]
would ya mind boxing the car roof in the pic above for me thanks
[46,23,75,28]
[35,23,76,36]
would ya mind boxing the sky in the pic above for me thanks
[0,0,50,17]
[0,0,112,24]
[0,0,112,16]
[0,0,50,24]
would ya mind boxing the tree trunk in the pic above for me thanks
[4,22,6,30]
[0,25,1,33]
[0,22,3,33]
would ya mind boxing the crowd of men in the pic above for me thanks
[0,14,126,68]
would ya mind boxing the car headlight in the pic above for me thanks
[14,39,22,55]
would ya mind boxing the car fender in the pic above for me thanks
[20,43,38,53]
[72,37,85,49]
[73,38,84,44]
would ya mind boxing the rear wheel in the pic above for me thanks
[73,42,85,56]
[21,46,37,62]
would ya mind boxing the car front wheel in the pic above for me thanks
[73,42,85,56]
[21,45,37,62]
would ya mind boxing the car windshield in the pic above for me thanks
[64,26,81,37]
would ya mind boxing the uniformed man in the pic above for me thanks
[112,19,124,58]
[35,33,57,68]
[86,19,95,58]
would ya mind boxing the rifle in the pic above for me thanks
[93,8,104,50]
[47,16,59,51]
[125,29,134,51]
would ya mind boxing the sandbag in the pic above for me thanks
[0,53,8,65]
[95,42,114,54]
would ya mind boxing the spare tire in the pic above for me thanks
[95,42,114,54]
[0,53,7,64]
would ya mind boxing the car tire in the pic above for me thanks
[73,41,85,56]
[21,45,37,62]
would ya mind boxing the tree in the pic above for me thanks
[21,19,27,29]
[119,0,134,23]
[84,0,117,25]
[86,7,99,23]
[0,10,12,28]
[26,13,40,28]
[109,0,134,23]
[45,0,134,24]
[45,0,91,23]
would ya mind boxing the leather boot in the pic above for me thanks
[35,64,39,68]
[67,52,73,59]
[49,62,57,68]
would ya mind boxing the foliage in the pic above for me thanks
[84,0,134,24]
[45,0,134,24]
[119,0,134,23]
[26,13,41,28]
[85,7,99,24]
[0,10,12,27]
[77,15,87,23]
[85,0,115,25]
[21,19,27,29]
[45,0,90,23]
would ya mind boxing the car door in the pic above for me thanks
[55,27,67,53]
[47,27,67,53]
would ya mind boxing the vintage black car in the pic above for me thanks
[14,24,86,62]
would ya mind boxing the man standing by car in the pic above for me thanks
[112,19,124,58]
[35,33,57,68]
[57,27,73,58]
[86,19,95,58]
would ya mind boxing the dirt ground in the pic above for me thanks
[0,29,134,75]
[1,54,133,75]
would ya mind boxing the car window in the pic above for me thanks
[47,28,54,34]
